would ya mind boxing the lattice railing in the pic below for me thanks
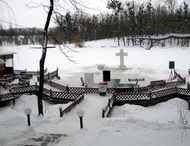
[113,87,190,102]
[151,88,176,99]
[50,90,83,101]
[177,88,190,95]
[68,87,99,94]
[10,85,38,94]
[6,82,30,90]
[107,88,135,94]
[0,93,15,101]
[114,92,150,101]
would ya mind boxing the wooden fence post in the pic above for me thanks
[187,82,190,90]
[66,85,70,92]
[188,100,190,110]
[137,85,140,92]
[48,72,50,80]
[50,89,52,98]
[35,82,38,93]
[184,77,186,84]
[108,98,111,107]
[56,68,58,78]
[102,109,105,118]
[59,107,63,117]
[12,98,15,105]
[149,91,152,106]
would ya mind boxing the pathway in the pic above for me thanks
[18,93,112,145]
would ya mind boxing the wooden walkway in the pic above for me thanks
[102,87,190,118]
[102,71,189,118]
[1,69,189,119]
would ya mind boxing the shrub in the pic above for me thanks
[73,35,84,47]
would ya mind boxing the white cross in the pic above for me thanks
[116,49,128,69]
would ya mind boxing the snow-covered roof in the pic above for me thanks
[0,52,16,56]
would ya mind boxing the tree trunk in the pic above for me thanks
[117,37,120,46]
[38,0,54,116]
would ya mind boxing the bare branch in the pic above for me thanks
[49,29,78,63]
[0,0,17,27]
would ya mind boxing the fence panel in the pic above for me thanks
[114,92,149,101]
[0,93,15,101]
[50,90,83,100]
[10,85,38,94]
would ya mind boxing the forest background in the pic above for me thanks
[0,0,190,48]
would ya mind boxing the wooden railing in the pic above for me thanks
[0,74,15,83]
[18,78,30,84]
[103,87,190,118]
[114,92,150,101]
[176,87,190,95]
[19,74,33,80]
[5,82,30,90]
[47,80,67,92]
[44,68,60,81]
[68,87,99,94]
[14,68,47,75]
[60,94,84,116]
[151,87,177,99]
[50,90,83,101]
[0,93,16,105]
[174,70,186,83]
[0,93,15,101]
[102,95,115,118]
[42,87,51,96]
[107,88,135,94]
[10,85,38,95]
[113,87,190,102]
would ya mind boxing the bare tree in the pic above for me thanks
[38,0,53,116]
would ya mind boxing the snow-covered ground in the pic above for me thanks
[0,39,190,146]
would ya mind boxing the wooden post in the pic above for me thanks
[59,107,63,117]
[56,68,59,78]
[149,91,152,106]
[137,85,140,92]
[188,100,190,110]
[184,77,186,84]
[108,98,111,107]
[12,99,15,105]
[27,81,30,86]
[102,109,105,118]
[66,85,69,92]
[187,82,190,90]
[50,89,52,99]
[48,72,50,80]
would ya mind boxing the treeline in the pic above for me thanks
[1,0,190,48]
[51,0,190,47]
[0,27,43,45]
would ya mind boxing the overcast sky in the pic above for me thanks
[0,0,109,29]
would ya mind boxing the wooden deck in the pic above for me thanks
[0,93,16,106]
